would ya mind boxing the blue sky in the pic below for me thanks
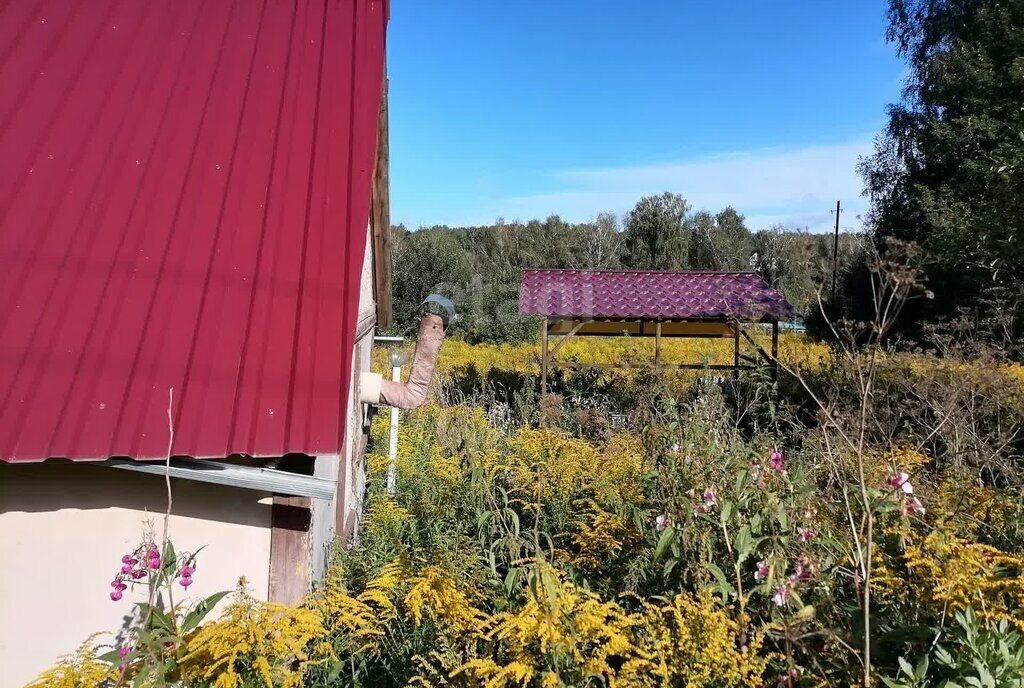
[387,2,905,233]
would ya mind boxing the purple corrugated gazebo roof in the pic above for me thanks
[519,270,795,321]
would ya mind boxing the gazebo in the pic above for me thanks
[518,269,796,393]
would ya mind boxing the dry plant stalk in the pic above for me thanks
[770,239,929,687]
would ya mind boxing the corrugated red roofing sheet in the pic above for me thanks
[519,270,796,321]
[0,0,387,462]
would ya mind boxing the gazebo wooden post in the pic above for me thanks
[540,318,549,397]
[771,320,779,381]
[732,321,740,379]
[654,321,662,370]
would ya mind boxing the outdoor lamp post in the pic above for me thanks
[386,349,409,496]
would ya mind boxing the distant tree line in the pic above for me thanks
[388,198,862,343]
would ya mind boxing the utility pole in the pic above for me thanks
[831,200,841,305]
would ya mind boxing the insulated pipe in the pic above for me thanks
[378,313,445,408]
[359,296,453,409]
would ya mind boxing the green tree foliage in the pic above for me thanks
[391,225,472,326]
[688,206,754,271]
[621,192,691,270]
[389,204,852,343]
[860,0,1024,343]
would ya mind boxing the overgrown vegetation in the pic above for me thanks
[41,286,1024,685]
[30,1,1024,685]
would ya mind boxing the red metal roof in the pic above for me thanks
[0,0,387,462]
[519,270,796,321]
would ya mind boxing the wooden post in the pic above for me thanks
[771,320,779,382]
[540,319,549,397]
[732,322,740,379]
[370,71,393,328]
[654,321,662,370]
[269,495,311,604]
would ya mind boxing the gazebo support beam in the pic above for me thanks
[551,361,757,371]
[548,320,586,358]
[655,321,662,369]
[732,322,740,379]
[540,319,549,397]
[771,320,779,381]
[736,323,775,365]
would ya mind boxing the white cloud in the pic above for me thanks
[482,138,873,233]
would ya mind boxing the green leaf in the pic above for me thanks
[504,567,521,595]
[915,654,929,680]
[653,525,677,562]
[96,649,123,664]
[181,591,229,632]
[971,660,994,688]
[750,513,763,534]
[899,657,914,676]
[733,525,751,560]
[704,562,735,603]
[733,469,748,495]
[138,604,175,633]
[720,501,734,524]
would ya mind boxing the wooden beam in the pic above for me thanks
[548,320,586,359]
[550,361,756,371]
[655,321,662,369]
[732,322,740,379]
[771,320,779,382]
[545,319,734,338]
[736,324,774,364]
[269,495,311,605]
[540,319,549,397]
[370,70,392,329]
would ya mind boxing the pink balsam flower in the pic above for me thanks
[754,560,769,581]
[790,561,812,582]
[888,472,914,494]
[769,451,784,470]
[796,527,817,542]
[771,585,791,607]
[694,489,717,515]
[655,514,670,532]
[902,496,926,516]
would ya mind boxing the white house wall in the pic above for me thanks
[0,463,272,688]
